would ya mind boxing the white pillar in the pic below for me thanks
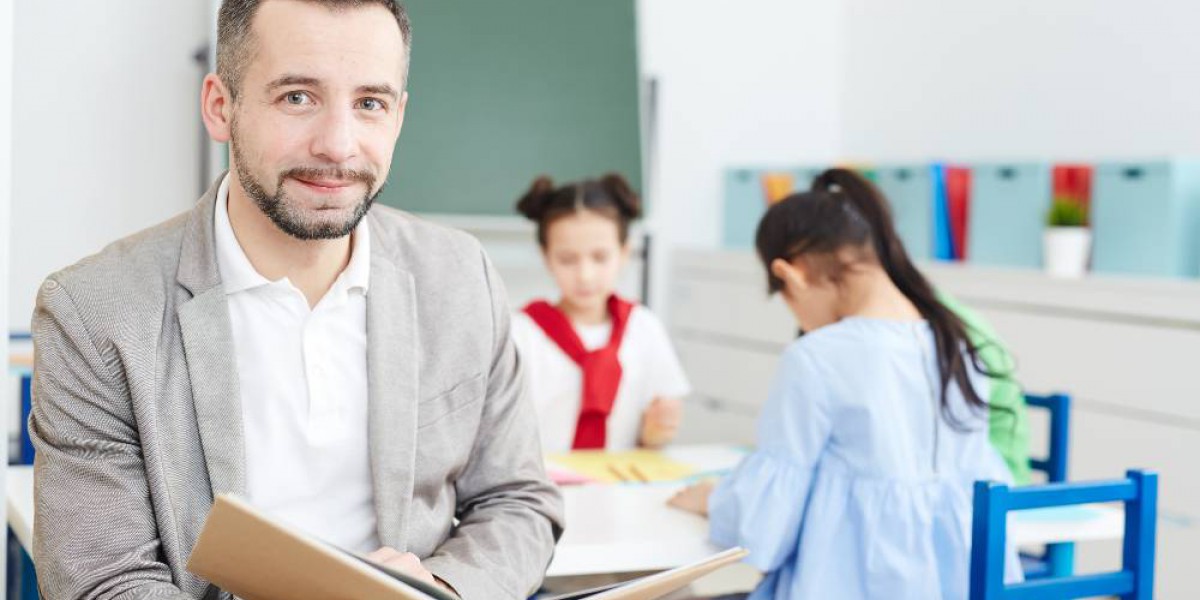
[0,0,16,591]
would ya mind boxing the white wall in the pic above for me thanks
[8,0,210,329]
[635,0,844,311]
[19,1,1200,324]
[841,0,1200,161]
[1,0,14,590]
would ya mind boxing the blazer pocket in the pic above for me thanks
[417,373,485,429]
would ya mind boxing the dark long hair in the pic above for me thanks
[755,167,993,427]
[515,174,642,247]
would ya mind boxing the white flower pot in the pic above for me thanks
[1043,227,1092,278]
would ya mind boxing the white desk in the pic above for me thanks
[7,447,1126,578]
[546,445,1126,578]
[548,481,1126,577]
[8,464,34,553]
[545,445,748,578]
[548,484,719,578]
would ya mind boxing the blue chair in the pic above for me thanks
[970,469,1158,599]
[18,373,33,465]
[1022,393,1073,578]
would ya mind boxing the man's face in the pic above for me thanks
[227,0,408,240]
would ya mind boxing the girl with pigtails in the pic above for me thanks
[511,174,691,453]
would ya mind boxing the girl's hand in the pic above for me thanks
[668,480,715,517]
[639,396,683,448]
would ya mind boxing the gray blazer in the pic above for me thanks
[30,178,564,600]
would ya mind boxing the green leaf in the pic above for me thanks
[1047,198,1088,227]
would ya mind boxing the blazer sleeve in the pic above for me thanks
[29,277,194,600]
[421,250,565,600]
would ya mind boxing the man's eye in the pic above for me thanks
[284,92,311,105]
[359,98,385,111]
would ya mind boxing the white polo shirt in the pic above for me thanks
[214,175,379,552]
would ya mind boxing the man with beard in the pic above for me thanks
[28,1,563,599]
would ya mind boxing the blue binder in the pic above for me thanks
[931,164,954,261]
[1091,160,1200,278]
[722,169,762,249]
[968,163,1053,268]
[874,164,935,260]
[722,167,823,249]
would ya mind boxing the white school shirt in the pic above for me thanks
[512,304,691,453]
[214,175,379,552]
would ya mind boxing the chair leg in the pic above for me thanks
[1046,542,1075,578]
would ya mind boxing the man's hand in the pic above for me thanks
[366,547,458,597]
[639,396,683,448]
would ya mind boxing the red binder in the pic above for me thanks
[945,166,972,261]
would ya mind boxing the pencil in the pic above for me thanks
[608,464,627,482]
[629,463,650,483]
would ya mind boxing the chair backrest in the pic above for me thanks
[1025,393,1070,483]
[1021,393,1075,580]
[970,469,1158,600]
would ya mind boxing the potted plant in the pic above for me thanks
[1043,198,1091,278]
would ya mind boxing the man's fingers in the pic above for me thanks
[367,546,402,562]
[395,552,423,571]
[378,552,436,586]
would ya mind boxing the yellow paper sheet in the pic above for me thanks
[547,450,697,483]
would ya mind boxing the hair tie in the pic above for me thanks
[838,194,869,229]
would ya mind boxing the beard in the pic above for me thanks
[230,126,382,241]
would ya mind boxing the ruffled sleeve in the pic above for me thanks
[708,344,832,572]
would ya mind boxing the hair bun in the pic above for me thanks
[515,175,557,221]
[812,167,866,195]
[599,173,643,219]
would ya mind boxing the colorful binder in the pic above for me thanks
[931,164,954,261]
[945,166,972,261]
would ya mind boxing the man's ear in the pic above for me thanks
[200,73,234,143]
[393,91,409,137]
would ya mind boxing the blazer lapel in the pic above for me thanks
[176,176,246,498]
[172,184,419,541]
[366,219,420,548]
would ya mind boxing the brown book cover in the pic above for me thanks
[187,494,454,600]
[188,493,748,600]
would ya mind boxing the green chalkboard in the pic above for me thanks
[380,0,643,216]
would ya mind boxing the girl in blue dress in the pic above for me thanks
[670,168,1021,599]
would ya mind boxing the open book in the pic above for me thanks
[542,546,749,600]
[188,494,748,600]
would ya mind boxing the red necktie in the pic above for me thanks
[524,296,635,449]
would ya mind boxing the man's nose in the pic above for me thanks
[310,108,358,165]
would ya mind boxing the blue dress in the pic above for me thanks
[709,317,1021,599]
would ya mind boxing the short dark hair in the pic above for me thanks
[217,0,412,101]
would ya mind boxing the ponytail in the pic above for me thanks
[758,168,997,428]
